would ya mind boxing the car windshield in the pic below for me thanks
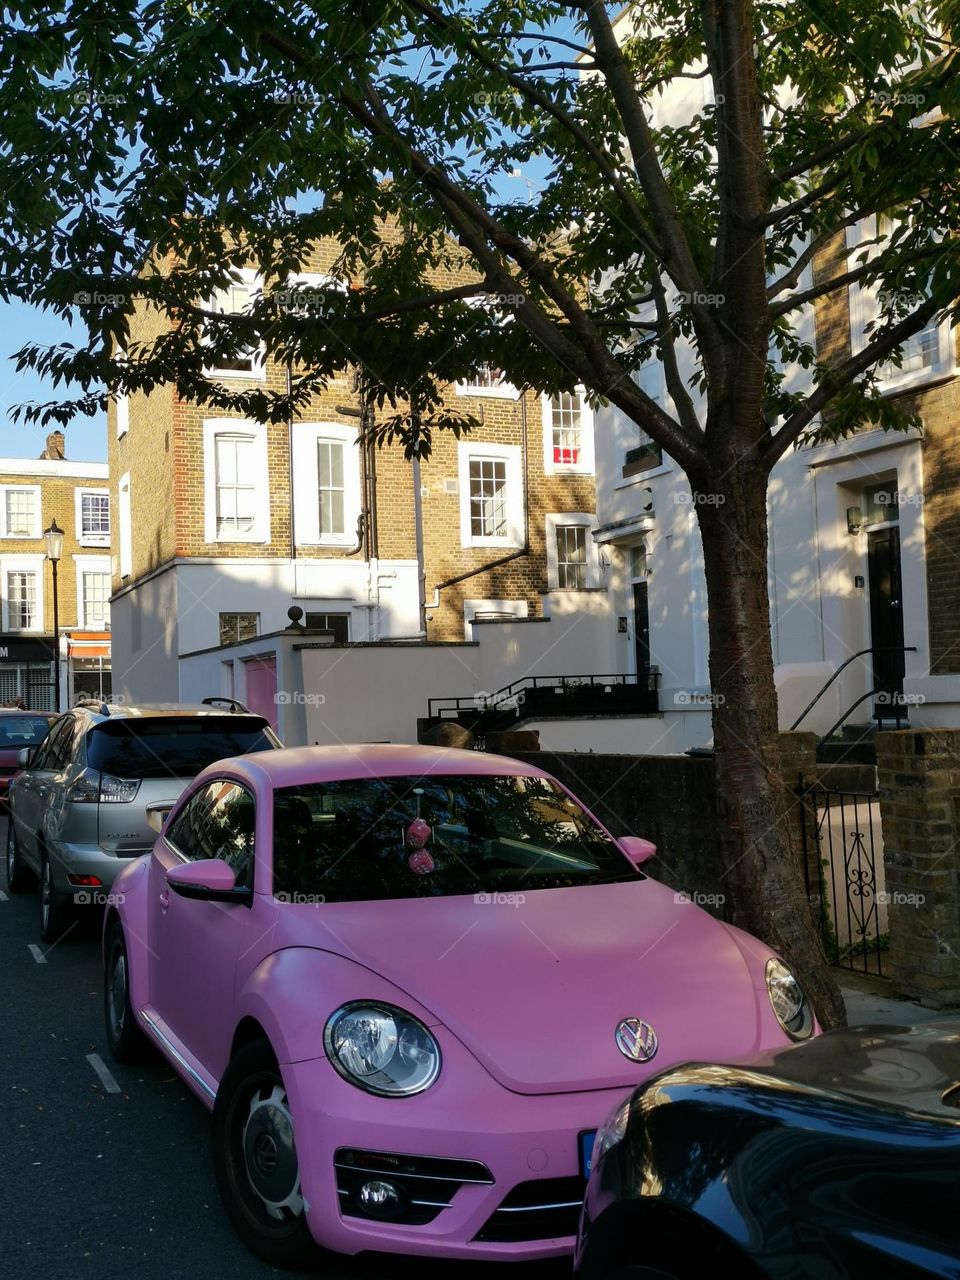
[0,714,57,746]
[86,716,277,780]
[271,773,639,902]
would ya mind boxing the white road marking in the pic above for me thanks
[0,890,8,901]
[86,1053,121,1095]
[28,944,47,964]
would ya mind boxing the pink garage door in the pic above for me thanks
[244,655,278,730]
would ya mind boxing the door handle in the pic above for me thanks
[159,890,170,911]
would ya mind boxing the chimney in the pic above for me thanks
[39,430,66,460]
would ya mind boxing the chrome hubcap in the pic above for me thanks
[241,1083,303,1220]
[109,951,127,1037]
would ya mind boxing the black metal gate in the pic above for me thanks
[798,779,885,975]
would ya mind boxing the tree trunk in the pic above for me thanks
[695,470,847,1031]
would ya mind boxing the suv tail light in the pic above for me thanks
[66,768,101,803]
[100,773,141,803]
[66,769,141,804]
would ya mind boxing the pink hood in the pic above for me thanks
[275,877,768,1095]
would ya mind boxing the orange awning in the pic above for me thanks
[67,631,111,659]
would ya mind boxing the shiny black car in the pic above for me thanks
[575,1023,960,1280]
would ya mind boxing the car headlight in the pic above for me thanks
[765,958,814,1040]
[323,1001,441,1096]
[593,1095,632,1168]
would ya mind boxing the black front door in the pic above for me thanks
[867,526,905,699]
[633,581,650,675]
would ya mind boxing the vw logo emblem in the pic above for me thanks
[615,1017,659,1063]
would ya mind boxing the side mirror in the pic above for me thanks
[619,836,657,867]
[166,859,249,904]
[17,747,34,769]
[146,801,176,834]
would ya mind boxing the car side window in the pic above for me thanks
[31,717,71,770]
[47,717,81,772]
[166,780,255,890]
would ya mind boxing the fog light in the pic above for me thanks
[358,1179,403,1219]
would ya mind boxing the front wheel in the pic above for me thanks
[212,1041,317,1270]
[6,818,35,893]
[104,922,148,1062]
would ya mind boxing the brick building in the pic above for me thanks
[0,432,111,710]
[108,239,599,728]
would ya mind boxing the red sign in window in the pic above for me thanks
[553,446,580,466]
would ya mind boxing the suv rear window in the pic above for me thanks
[86,716,277,780]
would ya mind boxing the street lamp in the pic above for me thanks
[43,519,64,712]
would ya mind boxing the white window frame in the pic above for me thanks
[73,555,112,629]
[458,442,525,548]
[0,485,41,539]
[75,487,111,547]
[542,389,595,475]
[291,422,363,547]
[117,472,132,579]
[545,513,601,590]
[203,419,271,545]
[848,216,955,394]
[202,267,267,381]
[454,297,520,399]
[0,554,44,632]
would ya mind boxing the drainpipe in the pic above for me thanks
[425,391,531,612]
[412,452,428,635]
[286,360,298,567]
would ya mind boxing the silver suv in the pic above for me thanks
[6,699,281,940]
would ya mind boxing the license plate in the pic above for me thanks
[579,1129,597,1179]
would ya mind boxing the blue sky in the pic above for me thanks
[0,301,107,462]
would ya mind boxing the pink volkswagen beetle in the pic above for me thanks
[102,745,816,1269]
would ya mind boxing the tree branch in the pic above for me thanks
[769,241,946,317]
[762,296,943,466]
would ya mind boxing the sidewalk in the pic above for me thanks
[841,970,960,1026]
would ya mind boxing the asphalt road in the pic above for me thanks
[1,817,570,1280]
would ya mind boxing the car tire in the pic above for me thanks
[104,922,148,1063]
[6,817,35,893]
[39,851,73,943]
[212,1041,317,1270]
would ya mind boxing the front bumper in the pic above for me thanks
[283,1047,628,1261]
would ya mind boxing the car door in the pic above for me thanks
[148,778,261,1084]
[12,716,72,871]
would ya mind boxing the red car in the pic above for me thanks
[0,710,58,803]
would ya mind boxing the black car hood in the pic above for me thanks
[733,1022,960,1119]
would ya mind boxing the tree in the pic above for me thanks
[1,0,958,1026]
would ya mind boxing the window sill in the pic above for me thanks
[462,538,523,550]
[203,367,268,383]
[78,537,110,549]
[455,384,520,400]
[547,464,595,478]
[615,462,672,489]
[1,533,40,541]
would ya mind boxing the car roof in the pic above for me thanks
[76,703,268,722]
[200,743,552,789]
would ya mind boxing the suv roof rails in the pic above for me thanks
[201,696,252,714]
[74,698,112,716]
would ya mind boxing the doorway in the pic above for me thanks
[243,655,279,730]
[867,526,905,701]
[632,581,650,676]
